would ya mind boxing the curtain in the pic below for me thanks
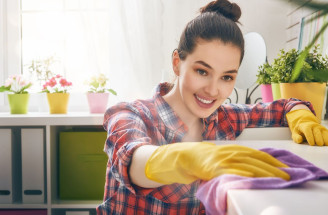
[106,0,207,102]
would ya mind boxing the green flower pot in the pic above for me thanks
[7,94,30,114]
[271,83,281,100]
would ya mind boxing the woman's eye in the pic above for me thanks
[197,69,207,76]
[222,75,234,81]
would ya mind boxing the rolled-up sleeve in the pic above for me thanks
[103,103,152,194]
[221,98,314,138]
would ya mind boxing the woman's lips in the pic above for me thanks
[195,95,215,109]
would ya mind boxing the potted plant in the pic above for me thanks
[42,74,72,114]
[267,45,328,121]
[85,73,117,113]
[27,56,55,83]
[0,75,32,114]
[256,62,273,102]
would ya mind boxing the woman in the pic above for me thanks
[97,0,328,214]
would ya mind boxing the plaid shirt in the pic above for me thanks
[97,83,312,215]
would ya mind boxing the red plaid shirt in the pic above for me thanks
[97,83,312,215]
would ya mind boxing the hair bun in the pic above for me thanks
[200,0,241,22]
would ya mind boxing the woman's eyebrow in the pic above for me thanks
[195,60,238,74]
[195,60,212,69]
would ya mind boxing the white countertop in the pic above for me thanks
[213,140,328,215]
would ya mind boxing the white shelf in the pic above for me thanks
[0,112,104,126]
[0,113,104,215]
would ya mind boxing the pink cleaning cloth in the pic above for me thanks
[196,148,328,215]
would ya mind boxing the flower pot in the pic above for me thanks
[260,84,273,103]
[280,82,326,121]
[46,93,70,114]
[86,93,109,113]
[7,94,30,114]
[271,83,281,100]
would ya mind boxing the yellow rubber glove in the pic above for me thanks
[145,142,290,184]
[286,109,328,146]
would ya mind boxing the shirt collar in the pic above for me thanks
[153,83,188,139]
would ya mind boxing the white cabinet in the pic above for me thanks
[0,129,12,204]
[0,113,104,215]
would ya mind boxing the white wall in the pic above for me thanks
[161,0,289,82]
[159,0,289,104]
[233,0,289,63]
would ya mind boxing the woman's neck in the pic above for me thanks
[163,83,202,131]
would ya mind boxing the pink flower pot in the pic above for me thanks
[260,84,273,103]
[86,93,109,113]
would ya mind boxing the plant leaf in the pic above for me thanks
[107,89,117,95]
[290,21,328,82]
[0,86,11,92]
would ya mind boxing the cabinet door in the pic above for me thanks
[21,128,45,204]
[0,129,12,203]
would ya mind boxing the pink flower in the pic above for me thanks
[59,78,68,86]
[48,78,57,87]
[4,79,12,87]
[42,74,72,93]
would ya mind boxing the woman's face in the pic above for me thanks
[173,39,241,119]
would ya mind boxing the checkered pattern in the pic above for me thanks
[97,83,313,215]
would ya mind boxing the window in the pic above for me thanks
[21,0,111,92]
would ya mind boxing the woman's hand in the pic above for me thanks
[287,109,328,146]
[145,142,290,185]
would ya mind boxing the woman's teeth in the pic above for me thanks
[196,95,213,104]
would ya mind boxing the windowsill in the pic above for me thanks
[0,112,104,126]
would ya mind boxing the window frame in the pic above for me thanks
[0,0,22,110]
[0,0,93,112]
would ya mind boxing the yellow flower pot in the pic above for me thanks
[8,94,30,114]
[280,82,326,121]
[46,93,70,114]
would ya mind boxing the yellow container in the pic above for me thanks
[46,93,70,114]
[280,82,326,121]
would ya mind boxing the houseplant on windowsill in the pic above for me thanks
[42,74,72,114]
[0,75,32,114]
[85,73,117,113]
[256,62,273,102]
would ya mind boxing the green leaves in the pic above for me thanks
[257,45,328,84]
[107,89,117,96]
[256,63,272,84]
[286,0,328,83]
[0,86,11,93]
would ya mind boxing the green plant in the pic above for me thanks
[284,0,328,82]
[42,74,72,93]
[0,75,32,94]
[85,73,117,95]
[27,56,55,82]
[271,49,299,83]
[256,62,272,84]
[261,45,328,83]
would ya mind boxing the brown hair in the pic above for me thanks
[177,0,244,63]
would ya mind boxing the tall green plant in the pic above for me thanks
[286,0,328,82]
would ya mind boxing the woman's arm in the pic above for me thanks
[129,145,163,188]
[289,104,310,112]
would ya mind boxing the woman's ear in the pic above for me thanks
[172,49,181,76]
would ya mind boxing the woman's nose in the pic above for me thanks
[204,80,219,97]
